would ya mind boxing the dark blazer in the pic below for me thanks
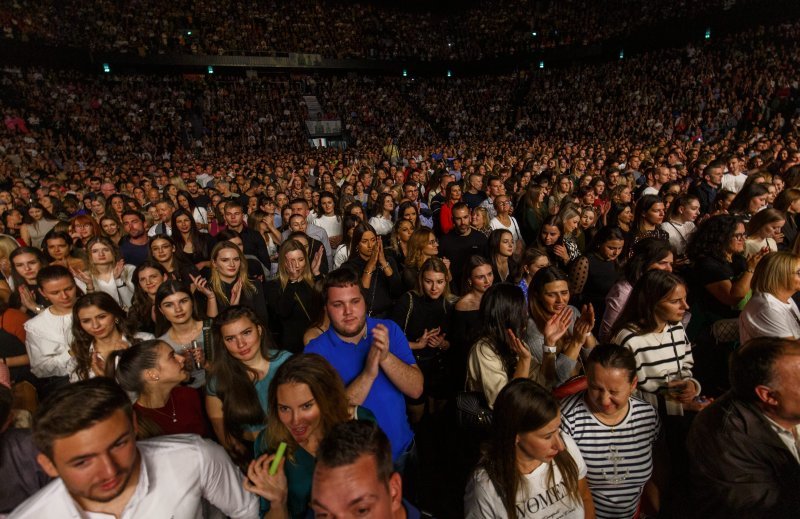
[687,392,800,518]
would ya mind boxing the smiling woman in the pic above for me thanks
[69,292,154,381]
[247,354,376,518]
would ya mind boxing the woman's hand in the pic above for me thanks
[573,304,595,344]
[367,238,380,268]
[91,352,107,377]
[377,239,388,268]
[230,277,243,305]
[507,328,531,362]
[112,259,125,280]
[746,246,770,271]
[190,274,215,299]
[553,244,569,262]
[70,266,93,287]
[543,307,573,346]
[311,246,323,276]
[243,454,288,504]
[18,285,38,312]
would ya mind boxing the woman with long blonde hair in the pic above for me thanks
[264,239,322,354]
[209,241,269,327]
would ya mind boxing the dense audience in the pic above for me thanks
[2,12,800,519]
[0,0,770,60]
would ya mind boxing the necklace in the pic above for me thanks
[141,394,177,423]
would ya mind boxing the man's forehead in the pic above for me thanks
[52,409,133,462]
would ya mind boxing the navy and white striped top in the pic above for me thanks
[560,392,660,519]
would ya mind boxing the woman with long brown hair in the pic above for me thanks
[205,305,291,463]
[69,292,153,381]
[246,354,375,518]
[465,378,594,518]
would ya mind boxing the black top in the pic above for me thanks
[389,291,453,361]
[238,227,272,268]
[217,277,270,328]
[119,237,150,267]
[264,278,319,354]
[342,255,402,317]
[439,229,488,294]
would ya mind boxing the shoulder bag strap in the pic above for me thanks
[403,292,414,334]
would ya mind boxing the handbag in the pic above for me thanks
[553,375,588,400]
[456,390,492,431]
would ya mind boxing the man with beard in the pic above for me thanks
[119,211,150,267]
[10,377,257,518]
[305,268,422,467]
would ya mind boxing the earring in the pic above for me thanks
[115,318,119,324]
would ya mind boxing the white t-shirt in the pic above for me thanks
[368,215,394,236]
[465,433,587,519]
[745,236,778,257]
[662,220,695,256]
[721,173,747,193]
[739,291,800,344]
[313,214,343,239]
[489,216,523,245]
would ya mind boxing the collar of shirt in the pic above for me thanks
[763,414,800,463]
[324,318,376,349]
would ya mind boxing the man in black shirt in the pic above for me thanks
[119,210,150,267]
[222,200,271,269]
[439,202,487,295]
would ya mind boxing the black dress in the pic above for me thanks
[264,278,320,354]
[389,291,453,401]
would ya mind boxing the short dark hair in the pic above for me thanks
[316,420,393,486]
[33,377,132,458]
[215,229,241,242]
[730,337,800,402]
[36,264,73,287]
[586,343,637,382]
[121,209,145,222]
[321,267,361,304]
[451,202,469,216]
[289,198,309,208]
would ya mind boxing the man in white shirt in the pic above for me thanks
[478,175,506,221]
[10,378,258,519]
[641,166,670,196]
[720,155,747,193]
[24,266,78,389]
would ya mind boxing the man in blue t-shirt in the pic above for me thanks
[305,268,423,462]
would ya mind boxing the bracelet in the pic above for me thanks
[544,345,557,353]
[746,268,755,273]
[364,269,375,275]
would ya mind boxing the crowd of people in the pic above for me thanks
[1,10,800,519]
[0,0,764,60]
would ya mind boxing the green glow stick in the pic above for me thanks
[269,442,287,475]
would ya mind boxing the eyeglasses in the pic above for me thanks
[428,239,438,245]
[732,233,746,240]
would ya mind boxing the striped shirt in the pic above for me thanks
[612,323,695,394]
[561,392,660,519]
